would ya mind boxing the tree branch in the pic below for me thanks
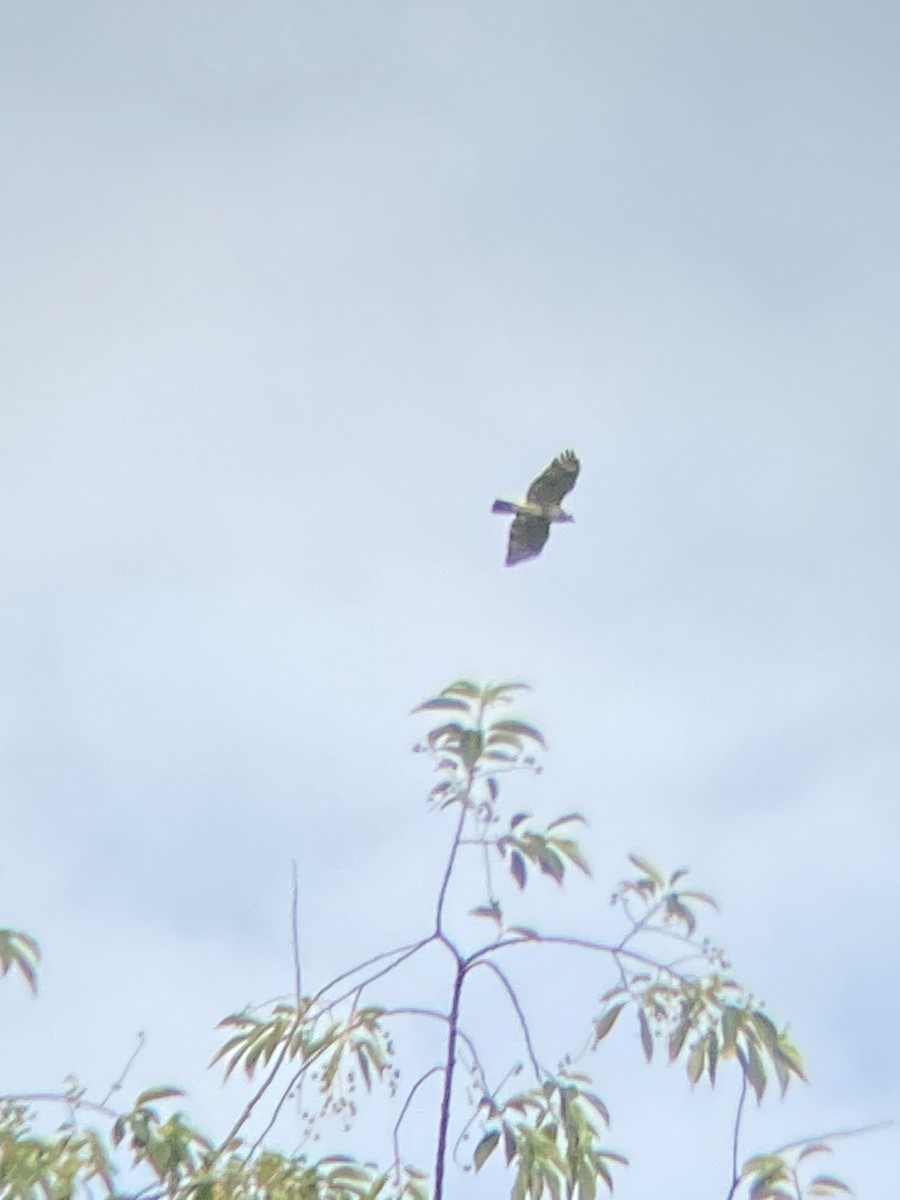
[97,1031,146,1108]
[433,956,466,1200]
[726,1071,747,1200]
[392,1065,444,1183]
[291,859,302,1004]
[466,959,543,1082]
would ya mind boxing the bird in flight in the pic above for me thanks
[492,450,580,566]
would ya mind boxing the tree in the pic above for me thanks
[0,680,874,1199]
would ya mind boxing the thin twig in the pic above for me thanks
[244,1037,339,1162]
[308,939,430,1009]
[0,1093,119,1120]
[466,959,543,1082]
[725,1115,893,1199]
[436,797,470,934]
[291,860,302,1003]
[452,1063,520,1168]
[771,1120,894,1157]
[392,1066,444,1183]
[616,895,668,951]
[100,1031,146,1107]
[216,942,432,1157]
[475,932,693,982]
[383,1007,486,1087]
[325,939,434,1012]
[726,1071,748,1200]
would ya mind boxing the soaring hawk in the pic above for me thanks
[492,450,580,566]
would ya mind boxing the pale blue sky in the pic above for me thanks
[0,4,897,1197]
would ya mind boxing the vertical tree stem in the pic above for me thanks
[433,959,466,1200]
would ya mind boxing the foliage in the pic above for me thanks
[0,680,865,1199]
[0,929,40,995]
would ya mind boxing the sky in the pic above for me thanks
[0,2,898,1197]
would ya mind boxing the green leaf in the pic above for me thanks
[546,812,586,830]
[503,1123,518,1165]
[749,1010,779,1053]
[356,1046,372,1091]
[686,1039,705,1086]
[135,1086,185,1108]
[706,1029,718,1087]
[721,1005,742,1054]
[741,1041,767,1104]
[638,1008,653,1062]
[412,697,471,713]
[742,1155,786,1176]
[487,731,530,750]
[0,929,41,995]
[668,1012,691,1062]
[775,1035,808,1084]
[474,1130,500,1171]
[593,1158,613,1195]
[537,847,565,884]
[577,1159,598,1200]
[665,895,696,936]
[460,729,484,766]
[428,721,465,746]
[553,838,592,876]
[484,682,530,704]
[797,1144,832,1162]
[470,903,503,926]
[806,1176,852,1195]
[593,1003,625,1045]
[511,852,527,890]
[677,889,720,911]
[627,855,664,889]
[489,719,547,748]
[441,680,482,698]
[582,1091,610,1125]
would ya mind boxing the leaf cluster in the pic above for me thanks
[0,1100,113,1200]
[412,681,544,805]
[213,1002,393,1132]
[472,1073,627,1200]
[740,1142,851,1200]
[595,859,807,1103]
[110,1086,211,1189]
[498,813,591,891]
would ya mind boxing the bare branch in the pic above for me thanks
[475,932,693,983]
[392,1065,444,1182]
[325,939,435,1012]
[466,959,543,1082]
[726,1071,748,1200]
[0,1093,119,1120]
[100,1031,145,1108]
[291,859,302,1004]
[436,795,470,935]
[309,938,432,1009]
[771,1120,894,1158]
[433,957,466,1200]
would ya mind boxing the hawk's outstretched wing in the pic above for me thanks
[506,513,551,567]
[526,449,580,507]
